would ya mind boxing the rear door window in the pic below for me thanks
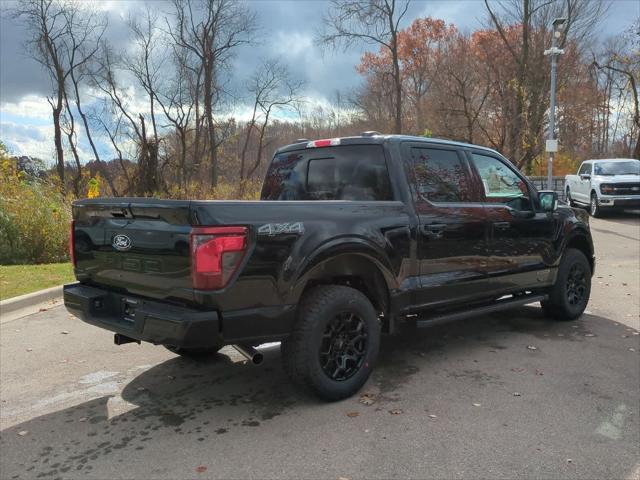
[410,147,473,203]
[261,145,393,201]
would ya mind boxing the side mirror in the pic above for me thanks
[539,191,558,212]
[580,174,591,180]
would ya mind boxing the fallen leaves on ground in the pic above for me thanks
[346,411,359,418]
[389,408,403,415]
[359,393,376,406]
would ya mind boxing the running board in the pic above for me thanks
[415,294,548,328]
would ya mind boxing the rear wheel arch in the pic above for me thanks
[292,252,393,319]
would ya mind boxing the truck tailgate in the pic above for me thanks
[72,199,193,302]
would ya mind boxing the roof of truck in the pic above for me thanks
[582,158,639,163]
[276,134,503,157]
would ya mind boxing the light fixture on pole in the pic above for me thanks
[544,17,566,190]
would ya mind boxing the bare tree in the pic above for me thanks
[90,42,159,195]
[592,21,640,159]
[240,59,304,181]
[155,43,196,190]
[17,0,67,187]
[17,0,107,191]
[319,0,411,134]
[126,8,164,152]
[168,0,256,187]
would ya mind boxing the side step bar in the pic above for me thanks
[415,294,548,328]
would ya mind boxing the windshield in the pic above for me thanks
[261,145,393,201]
[594,161,640,176]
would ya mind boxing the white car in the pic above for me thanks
[565,158,640,217]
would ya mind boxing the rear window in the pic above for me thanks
[261,145,393,201]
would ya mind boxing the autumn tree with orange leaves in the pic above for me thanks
[353,0,626,172]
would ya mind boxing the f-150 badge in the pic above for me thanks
[258,222,305,236]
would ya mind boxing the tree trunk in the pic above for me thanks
[52,89,65,188]
[391,36,402,134]
[203,58,218,187]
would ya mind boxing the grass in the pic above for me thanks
[0,263,74,301]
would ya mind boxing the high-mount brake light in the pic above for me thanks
[70,220,76,267]
[190,226,248,290]
[307,138,340,148]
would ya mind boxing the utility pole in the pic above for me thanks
[544,17,566,190]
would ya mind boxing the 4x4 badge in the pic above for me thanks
[258,222,305,236]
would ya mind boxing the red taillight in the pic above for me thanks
[307,138,340,148]
[190,226,248,290]
[70,220,76,267]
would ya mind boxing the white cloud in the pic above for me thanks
[1,95,53,122]
[0,120,55,161]
[271,31,314,58]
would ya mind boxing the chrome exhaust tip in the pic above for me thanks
[232,344,263,365]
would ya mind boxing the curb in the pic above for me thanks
[0,285,64,319]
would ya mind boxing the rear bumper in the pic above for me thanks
[63,283,295,348]
[64,284,221,348]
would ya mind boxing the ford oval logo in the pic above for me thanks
[112,234,132,251]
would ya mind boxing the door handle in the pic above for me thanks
[421,224,447,237]
[493,222,511,230]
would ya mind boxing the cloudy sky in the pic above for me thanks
[0,0,637,162]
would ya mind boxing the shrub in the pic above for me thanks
[0,156,71,264]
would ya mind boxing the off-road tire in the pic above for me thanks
[164,345,222,358]
[541,248,591,321]
[281,285,380,401]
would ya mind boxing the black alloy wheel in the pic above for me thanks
[566,263,587,306]
[319,312,368,381]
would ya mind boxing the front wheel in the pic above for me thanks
[541,248,591,321]
[590,193,602,217]
[566,188,575,207]
[281,285,380,401]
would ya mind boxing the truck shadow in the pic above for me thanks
[2,307,638,478]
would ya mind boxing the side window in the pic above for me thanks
[471,153,531,210]
[578,163,591,175]
[410,147,473,203]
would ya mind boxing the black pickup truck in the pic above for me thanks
[64,134,595,400]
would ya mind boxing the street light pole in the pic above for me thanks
[544,17,566,190]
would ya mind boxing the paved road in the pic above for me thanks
[1,214,639,479]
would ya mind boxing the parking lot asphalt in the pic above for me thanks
[1,213,639,479]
